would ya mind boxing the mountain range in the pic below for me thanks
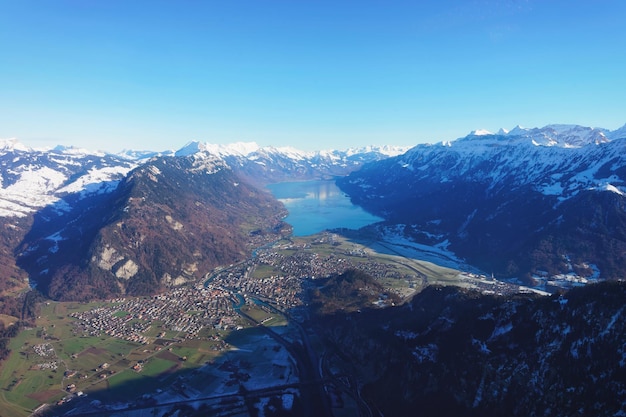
[3,123,626,300]
[337,124,626,288]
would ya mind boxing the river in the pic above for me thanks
[266,179,383,236]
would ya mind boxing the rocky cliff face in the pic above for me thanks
[311,281,626,417]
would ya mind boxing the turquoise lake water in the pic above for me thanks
[266,179,383,236]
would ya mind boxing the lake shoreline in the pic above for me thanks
[266,179,383,236]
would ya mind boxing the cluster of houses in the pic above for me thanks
[33,342,55,357]
[32,343,61,370]
[208,261,303,308]
[70,285,241,342]
[255,238,419,290]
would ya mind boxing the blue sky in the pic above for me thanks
[1,0,625,152]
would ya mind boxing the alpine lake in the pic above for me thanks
[265,179,383,236]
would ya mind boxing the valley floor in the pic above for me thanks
[2,230,559,417]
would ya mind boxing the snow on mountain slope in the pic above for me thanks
[1,126,616,220]
[170,140,411,185]
[0,140,137,217]
[1,137,408,219]
[463,124,611,147]
[393,124,626,201]
[176,140,409,160]
[0,137,31,152]
[608,123,626,140]
[175,141,262,158]
[345,123,626,206]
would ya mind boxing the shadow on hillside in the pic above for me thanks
[15,180,127,294]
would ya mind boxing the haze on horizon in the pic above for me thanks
[1,0,624,153]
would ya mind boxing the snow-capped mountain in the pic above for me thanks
[337,124,626,285]
[173,141,410,185]
[175,140,407,159]
[465,124,611,147]
[6,123,626,298]
[0,140,139,292]
[405,124,626,201]
[0,139,138,218]
[15,153,285,301]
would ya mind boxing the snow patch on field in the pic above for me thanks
[489,322,513,340]
[375,225,483,273]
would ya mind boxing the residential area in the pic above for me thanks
[70,233,425,345]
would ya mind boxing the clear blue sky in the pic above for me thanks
[1,0,625,152]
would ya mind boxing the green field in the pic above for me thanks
[1,327,64,415]
[241,305,272,322]
[0,298,290,417]
[251,264,281,278]
[0,305,229,416]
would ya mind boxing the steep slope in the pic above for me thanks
[311,281,626,417]
[0,140,136,218]
[17,154,285,300]
[0,139,136,293]
[337,124,626,284]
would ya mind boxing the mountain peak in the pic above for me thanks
[0,137,31,153]
[507,125,528,136]
[175,141,262,158]
[175,141,206,157]
[206,141,261,157]
[459,124,611,148]
[468,129,493,136]
[52,145,105,156]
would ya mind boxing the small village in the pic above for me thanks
[70,285,242,343]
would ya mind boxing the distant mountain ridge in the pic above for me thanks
[337,123,626,287]
[464,123,615,146]
[0,140,137,218]
[174,141,410,185]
